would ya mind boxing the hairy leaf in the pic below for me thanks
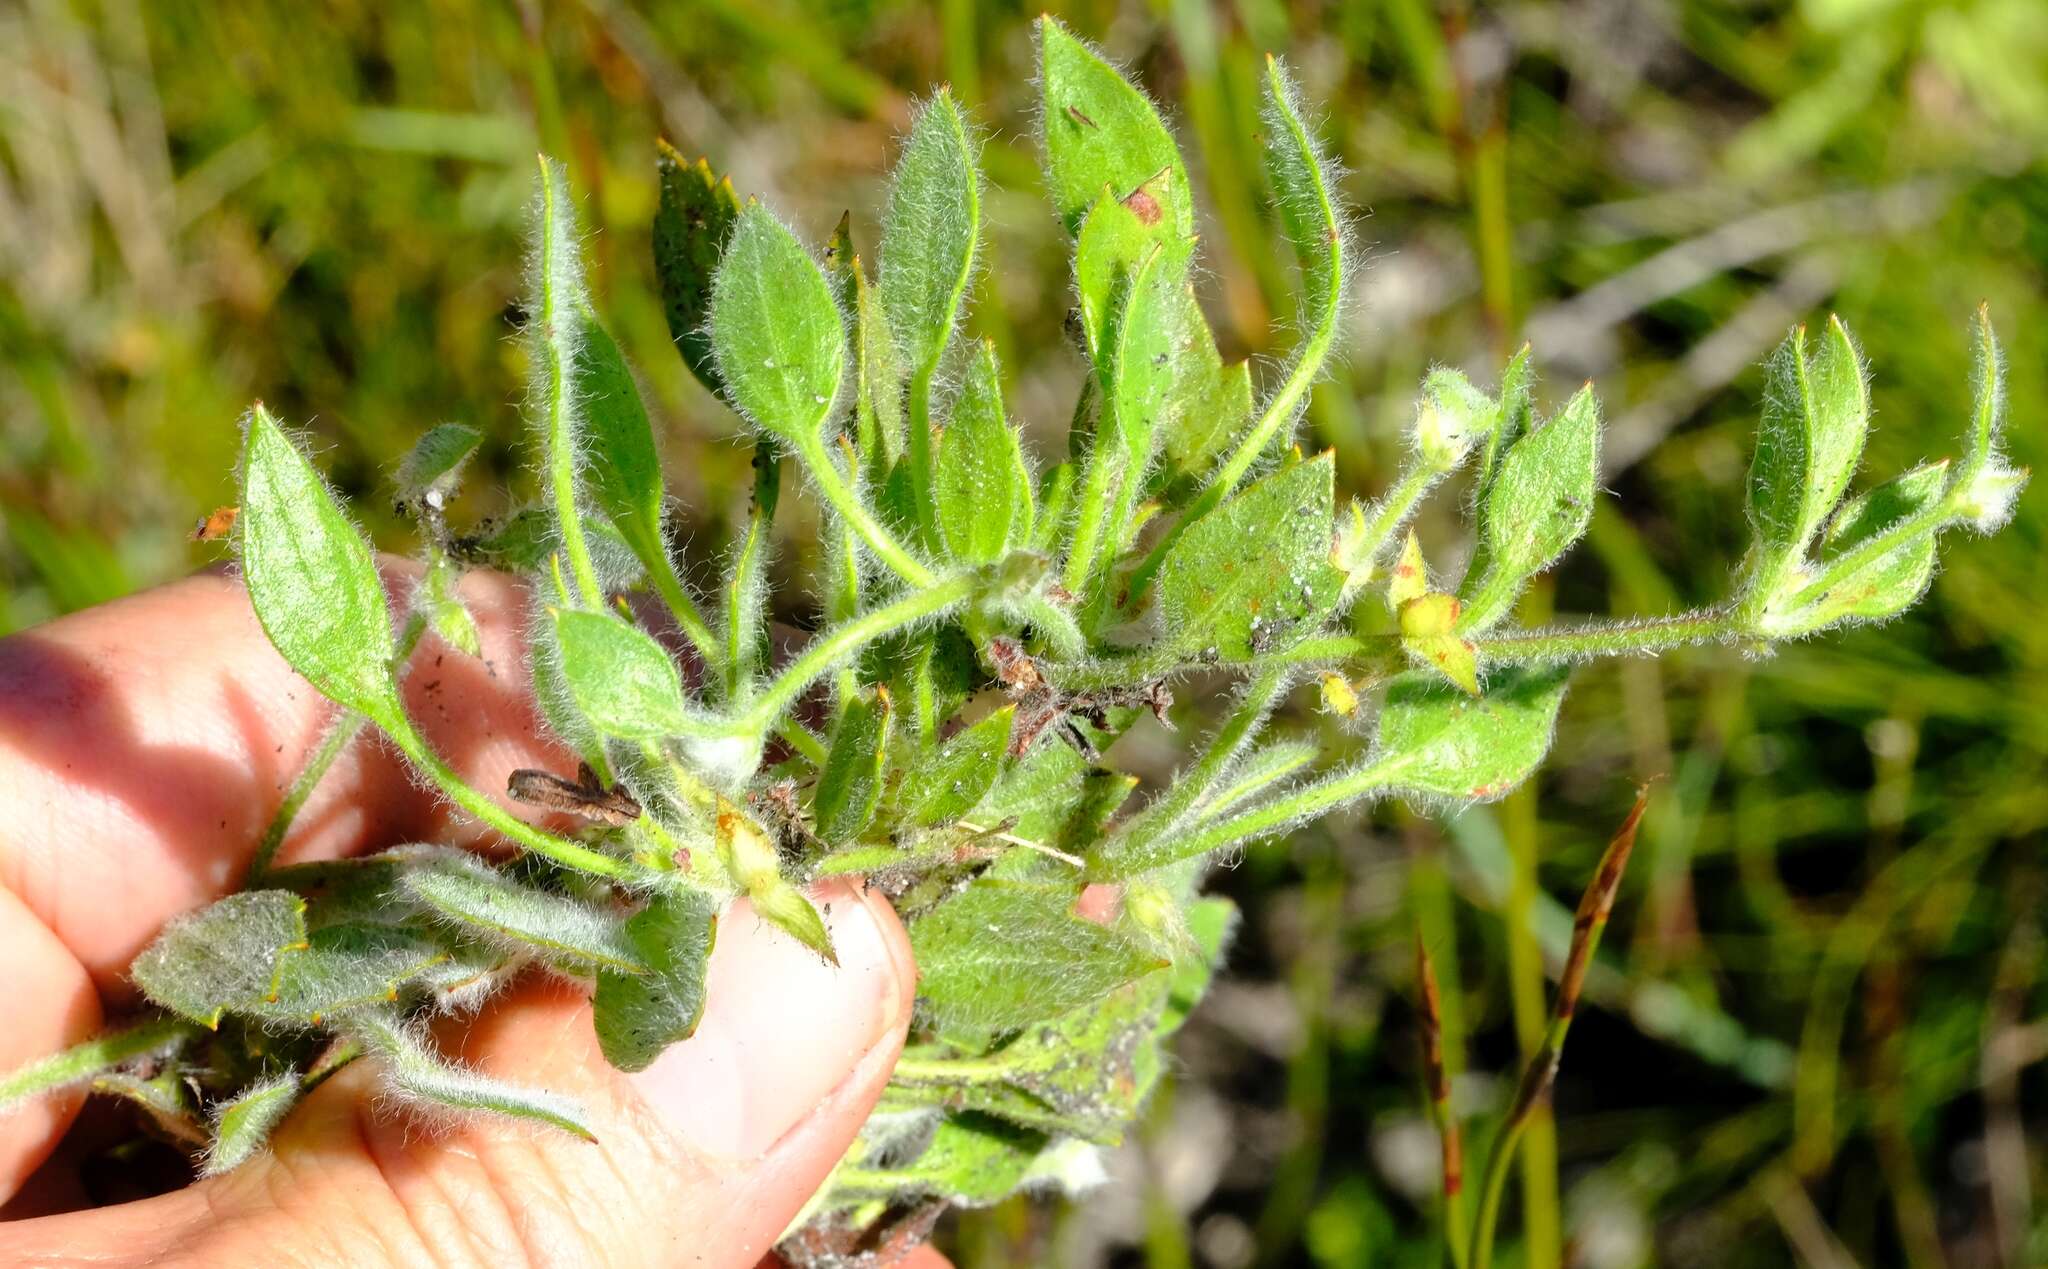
[880,90,980,387]
[654,143,741,399]
[1743,318,1869,601]
[551,607,695,741]
[237,406,402,725]
[1374,666,1572,801]
[910,880,1166,1035]
[1796,460,1948,627]
[1157,453,1341,660]
[205,1075,300,1175]
[132,890,310,1028]
[1037,18,1191,238]
[572,307,670,568]
[814,687,896,843]
[394,423,483,513]
[1261,55,1343,353]
[594,887,719,1072]
[251,923,455,1024]
[709,203,846,448]
[1460,385,1601,632]
[901,707,1012,828]
[402,851,643,974]
[349,1008,593,1140]
[935,341,1033,564]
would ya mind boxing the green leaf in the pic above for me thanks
[1459,385,1601,632]
[935,341,1033,565]
[349,1008,593,1140]
[654,143,741,399]
[896,970,1177,1145]
[133,890,310,1028]
[1156,453,1341,660]
[1952,308,2027,530]
[813,687,896,843]
[250,923,455,1024]
[880,90,980,388]
[237,406,402,725]
[1105,237,1189,476]
[1475,345,1535,500]
[594,887,719,1072]
[0,1018,197,1114]
[709,202,847,449]
[1741,319,1870,603]
[401,850,643,974]
[909,880,1166,1035]
[1261,55,1343,358]
[572,306,669,564]
[901,707,1012,827]
[1156,303,1253,498]
[551,607,696,741]
[1375,666,1572,801]
[394,423,483,513]
[1793,460,1949,627]
[1074,187,1175,363]
[1037,17,1192,238]
[205,1075,300,1175]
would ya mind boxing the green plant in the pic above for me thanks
[0,15,2024,1262]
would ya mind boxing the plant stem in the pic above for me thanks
[0,1017,199,1110]
[725,441,781,700]
[1109,665,1294,853]
[1470,610,1732,663]
[249,614,428,883]
[1469,789,1649,1269]
[796,435,934,588]
[1062,431,1124,604]
[736,572,974,739]
[646,549,724,683]
[1092,751,1397,880]
[534,156,604,608]
[1357,462,1443,577]
[381,710,634,880]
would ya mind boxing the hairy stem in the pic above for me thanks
[249,613,428,883]
[796,435,935,588]
[1091,750,1397,880]
[535,157,604,607]
[380,710,634,879]
[734,572,974,738]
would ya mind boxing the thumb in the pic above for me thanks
[0,879,915,1269]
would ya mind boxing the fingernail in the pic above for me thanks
[629,879,913,1161]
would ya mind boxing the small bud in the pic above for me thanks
[1955,463,2027,532]
[1319,672,1360,717]
[1399,592,1480,696]
[1386,530,1429,611]
[1413,368,1493,472]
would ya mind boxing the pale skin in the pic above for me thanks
[0,565,948,1268]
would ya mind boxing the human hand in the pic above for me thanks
[0,567,937,1268]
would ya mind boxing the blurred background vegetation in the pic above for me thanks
[1,0,2042,1264]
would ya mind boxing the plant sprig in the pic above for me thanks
[0,17,2020,1263]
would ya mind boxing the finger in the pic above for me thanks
[0,562,569,991]
[0,879,917,1269]
[0,885,101,1202]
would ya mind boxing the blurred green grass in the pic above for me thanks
[1,1,2042,1264]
